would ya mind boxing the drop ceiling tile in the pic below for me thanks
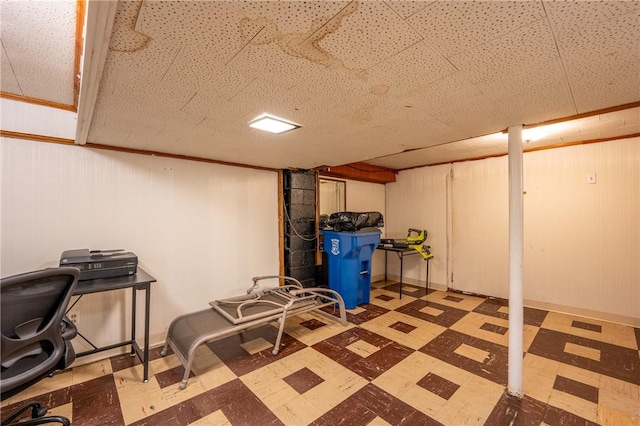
[399,72,480,110]
[235,1,348,35]
[384,1,435,19]
[544,1,639,38]
[287,70,372,117]
[136,1,347,65]
[479,58,576,125]
[319,1,423,71]
[407,1,546,58]
[478,60,569,104]
[0,0,76,104]
[0,43,20,94]
[430,95,508,137]
[448,18,559,85]
[367,40,458,94]
[556,11,639,60]
[555,12,640,113]
[368,134,508,170]
[228,41,326,91]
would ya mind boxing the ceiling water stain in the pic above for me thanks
[239,1,366,80]
[351,100,378,124]
[109,0,151,52]
[370,84,390,95]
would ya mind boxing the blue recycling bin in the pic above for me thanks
[322,229,381,309]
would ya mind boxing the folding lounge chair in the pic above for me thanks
[161,275,347,389]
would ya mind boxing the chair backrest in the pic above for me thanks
[1,267,79,399]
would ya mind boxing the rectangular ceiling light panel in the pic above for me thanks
[249,114,300,134]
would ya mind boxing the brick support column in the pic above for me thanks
[283,170,317,287]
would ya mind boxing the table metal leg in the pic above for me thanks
[399,253,403,299]
[426,258,430,293]
[384,251,388,282]
[143,284,150,383]
[131,287,137,357]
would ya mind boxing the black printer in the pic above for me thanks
[59,249,138,281]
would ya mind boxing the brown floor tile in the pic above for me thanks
[345,303,389,325]
[299,318,327,330]
[389,320,417,334]
[206,324,307,377]
[382,282,431,299]
[4,289,638,426]
[480,322,509,335]
[419,329,509,386]
[313,327,414,380]
[553,375,599,404]
[375,294,395,302]
[397,299,469,328]
[312,383,442,426]
[2,387,72,423]
[473,299,549,327]
[282,367,325,394]
[484,392,599,425]
[572,320,602,333]
[110,346,167,374]
[71,374,124,426]
[155,365,194,389]
[416,372,460,400]
[129,399,202,426]
[528,328,640,385]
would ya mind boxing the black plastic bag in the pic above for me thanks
[326,211,384,232]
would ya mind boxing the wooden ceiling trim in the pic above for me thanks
[83,142,281,172]
[397,132,640,171]
[0,92,76,112]
[0,130,75,145]
[523,101,640,129]
[73,0,86,109]
[319,162,396,184]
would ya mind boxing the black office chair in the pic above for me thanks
[1,267,80,426]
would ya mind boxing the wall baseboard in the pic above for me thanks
[373,276,639,327]
[523,299,640,328]
[372,274,447,291]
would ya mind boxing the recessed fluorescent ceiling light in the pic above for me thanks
[249,114,300,134]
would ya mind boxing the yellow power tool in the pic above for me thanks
[382,229,434,260]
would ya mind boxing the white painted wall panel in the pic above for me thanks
[0,98,77,139]
[344,178,386,279]
[450,138,639,322]
[522,138,639,320]
[0,138,280,354]
[385,165,450,288]
[451,157,509,296]
[385,138,638,324]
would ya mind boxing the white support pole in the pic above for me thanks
[507,125,524,398]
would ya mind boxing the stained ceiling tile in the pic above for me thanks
[319,1,423,71]
[6,0,637,170]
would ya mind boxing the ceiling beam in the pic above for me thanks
[75,0,118,145]
[318,162,397,184]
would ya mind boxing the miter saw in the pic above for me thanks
[380,228,433,260]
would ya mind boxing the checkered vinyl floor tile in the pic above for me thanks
[2,283,639,425]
